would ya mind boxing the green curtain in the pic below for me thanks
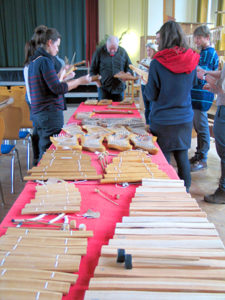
[0,0,86,67]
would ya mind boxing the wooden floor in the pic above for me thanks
[0,103,224,246]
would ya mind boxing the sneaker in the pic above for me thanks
[189,155,199,164]
[190,160,207,172]
[204,188,225,204]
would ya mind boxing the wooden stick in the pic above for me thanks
[94,265,225,280]
[0,277,71,295]
[0,288,62,300]
[0,236,88,247]
[107,105,138,110]
[95,188,119,206]
[0,267,78,283]
[0,254,81,272]
[5,227,93,238]
[88,277,225,293]
[85,291,225,300]
[0,244,87,256]
[93,109,133,114]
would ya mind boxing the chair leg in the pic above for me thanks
[0,181,5,206]
[26,135,31,171]
[11,151,15,194]
[15,148,23,182]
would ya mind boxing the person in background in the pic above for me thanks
[24,25,47,166]
[90,36,132,101]
[28,27,91,161]
[24,25,74,165]
[139,42,157,125]
[197,67,225,203]
[155,31,160,46]
[190,25,219,172]
[144,20,199,192]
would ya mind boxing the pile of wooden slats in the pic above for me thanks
[21,181,82,215]
[24,149,102,181]
[85,179,225,299]
[0,227,93,299]
[101,151,169,183]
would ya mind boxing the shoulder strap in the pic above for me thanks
[32,55,43,62]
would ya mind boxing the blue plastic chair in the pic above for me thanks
[19,129,32,170]
[1,144,23,194]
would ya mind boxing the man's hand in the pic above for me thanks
[78,74,92,85]
[95,79,101,87]
[197,67,206,80]
[203,83,211,91]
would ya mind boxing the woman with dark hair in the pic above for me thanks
[144,21,200,191]
[24,25,68,165]
[28,27,91,161]
[24,26,48,166]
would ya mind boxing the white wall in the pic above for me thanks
[209,0,218,27]
[148,0,198,35]
[147,0,163,35]
[175,0,198,23]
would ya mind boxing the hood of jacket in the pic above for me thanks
[154,46,200,74]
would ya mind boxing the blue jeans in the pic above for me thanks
[163,150,191,192]
[141,84,152,125]
[213,105,225,190]
[193,109,210,162]
[32,110,64,161]
[98,87,124,102]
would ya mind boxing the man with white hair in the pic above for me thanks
[90,35,132,101]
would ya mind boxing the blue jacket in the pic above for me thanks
[28,47,68,114]
[144,59,197,125]
[191,46,219,111]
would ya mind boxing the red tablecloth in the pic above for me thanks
[0,102,179,300]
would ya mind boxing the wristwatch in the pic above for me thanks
[203,73,208,81]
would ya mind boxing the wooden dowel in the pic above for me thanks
[95,188,119,206]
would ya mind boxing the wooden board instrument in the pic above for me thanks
[114,71,138,81]
[97,99,113,105]
[24,149,102,181]
[64,60,86,76]
[101,150,169,183]
[91,75,101,82]
[129,64,148,82]
[137,60,150,69]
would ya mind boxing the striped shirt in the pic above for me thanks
[28,47,68,114]
[191,46,219,111]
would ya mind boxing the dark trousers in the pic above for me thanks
[214,105,225,190]
[150,121,192,192]
[31,126,39,166]
[32,110,64,161]
[98,87,124,102]
[164,150,191,192]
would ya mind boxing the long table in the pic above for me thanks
[0,102,179,300]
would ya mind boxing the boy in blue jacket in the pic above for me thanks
[190,25,219,172]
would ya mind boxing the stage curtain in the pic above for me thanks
[0,0,86,67]
[86,0,99,65]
